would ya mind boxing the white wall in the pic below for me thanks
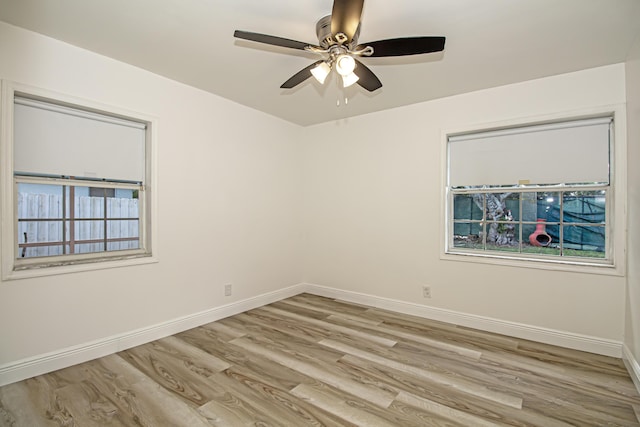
[0,22,305,367]
[625,33,640,379]
[0,19,634,384]
[302,64,627,343]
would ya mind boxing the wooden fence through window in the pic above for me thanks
[17,192,139,258]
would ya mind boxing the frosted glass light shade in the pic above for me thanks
[342,72,359,88]
[335,55,356,76]
[311,62,331,84]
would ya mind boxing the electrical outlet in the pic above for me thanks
[224,283,232,296]
[422,286,431,298]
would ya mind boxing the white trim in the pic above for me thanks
[6,254,158,280]
[623,344,640,395]
[304,283,623,358]
[440,252,621,276]
[0,283,306,387]
[448,116,612,143]
[15,175,142,188]
[1,80,16,281]
[0,282,627,387]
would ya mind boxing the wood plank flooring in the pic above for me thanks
[1,293,639,426]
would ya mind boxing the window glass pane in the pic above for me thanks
[562,191,605,224]
[106,193,138,218]
[562,225,605,258]
[74,220,104,240]
[17,183,65,259]
[74,220,105,254]
[17,222,64,258]
[562,191,606,258]
[484,192,516,247]
[106,219,140,251]
[449,188,608,262]
[106,193,140,251]
[535,192,560,221]
[453,194,483,220]
[453,222,483,249]
[523,192,559,251]
[17,183,64,219]
[76,194,104,219]
[17,180,142,259]
[503,193,520,221]
[489,224,520,252]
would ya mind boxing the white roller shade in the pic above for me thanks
[14,97,146,183]
[448,118,611,187]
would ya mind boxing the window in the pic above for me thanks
[446,117,613,265]
[1,82,155,278]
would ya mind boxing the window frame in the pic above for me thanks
[1,80,158,280]
[440,107,627,276]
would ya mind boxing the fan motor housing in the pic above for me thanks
[316,15,360,48]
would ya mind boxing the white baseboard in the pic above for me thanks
[1,282,627,388]
[0,283,306,387]
[623,344,640,394]
[304,283,623,358]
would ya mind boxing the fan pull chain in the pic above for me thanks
[336,73,347,107]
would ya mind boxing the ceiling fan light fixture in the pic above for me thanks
[311,61,332,84]
[342,71,359,88]
[234,0,446,93]
[335,54,356,76]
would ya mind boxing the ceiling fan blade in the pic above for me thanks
[358,36,446,57]
[331,0,364,43]
[234,30,315,50]
[353,59,382,92]
[281,61,324,89]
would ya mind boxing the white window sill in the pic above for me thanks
[441,250,623,276]
[3,254,158,281]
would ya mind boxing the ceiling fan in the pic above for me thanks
[233,0,445,92]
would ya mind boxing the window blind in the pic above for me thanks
[14,97,146,183]
[448,117,611,188]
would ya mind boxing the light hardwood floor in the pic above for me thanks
[1,293,639,426]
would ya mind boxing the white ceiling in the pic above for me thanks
[1,0,639,126]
